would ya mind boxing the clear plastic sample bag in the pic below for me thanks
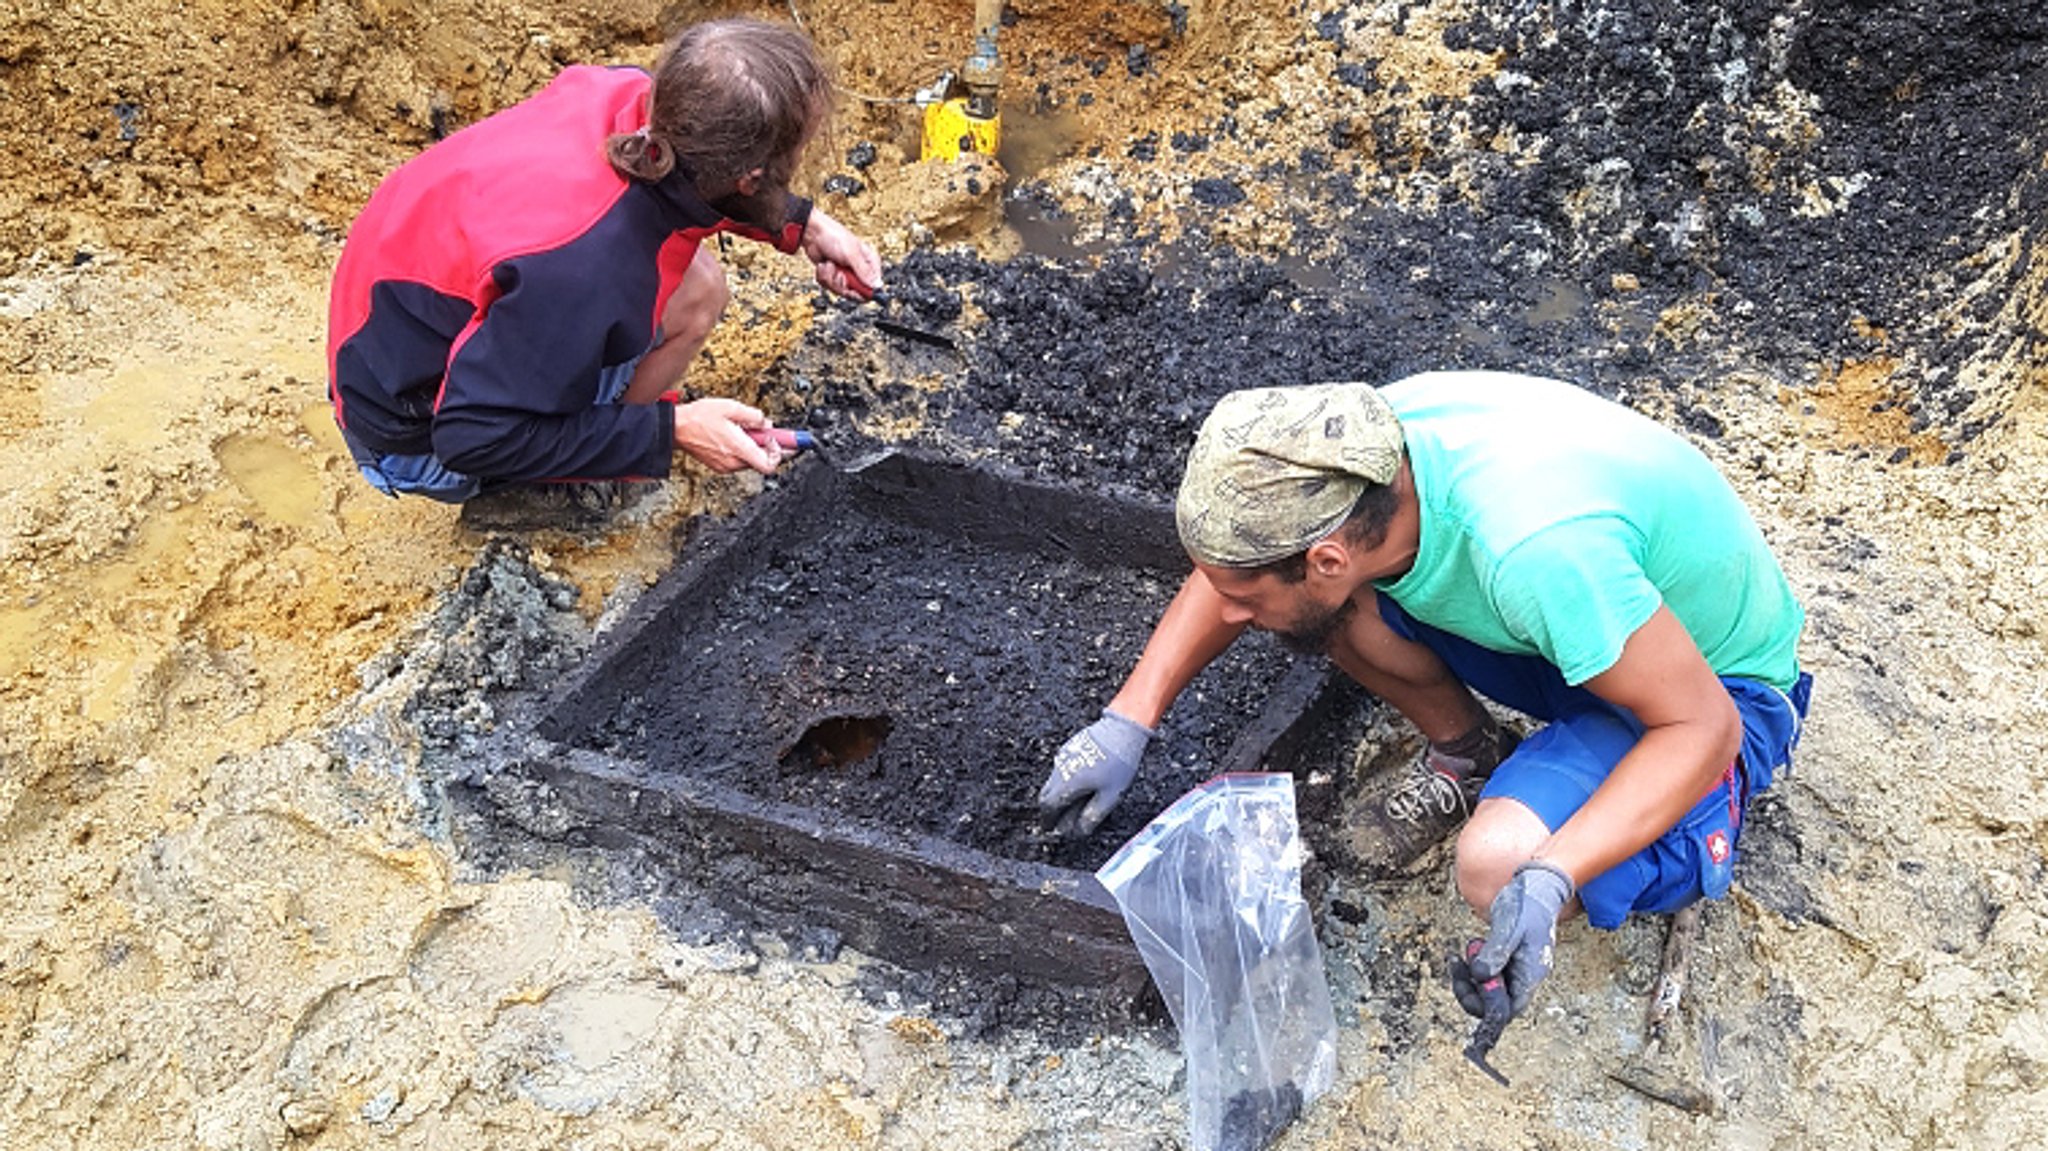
[1096,773,1338,1151]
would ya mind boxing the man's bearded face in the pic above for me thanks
[1274,594,1358,656]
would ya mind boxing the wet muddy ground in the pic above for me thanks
[4,0,2047,1148]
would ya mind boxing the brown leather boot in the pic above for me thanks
[1344,716,1522,876]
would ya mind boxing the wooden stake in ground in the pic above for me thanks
[1608,904,1718,1116]
[1645,903,1702,1052]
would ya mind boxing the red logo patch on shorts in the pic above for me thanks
[1706,829,1731,864]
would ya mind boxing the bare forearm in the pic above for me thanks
[1108,572,1248,728]
[1530,604,1746,885]
[1535,719,1738,885]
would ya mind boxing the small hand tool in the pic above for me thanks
[1463,937,1513,1088]
[747,426,892,475]
[746,427,817,452]
[846,276,957,350]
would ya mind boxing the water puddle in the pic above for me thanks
[998,103,1116,261]
[1003,196,1116,261]
[997,103,1083,182]
[217,432,326,529]
[1519,277,1587,326]
[0,498,219,710]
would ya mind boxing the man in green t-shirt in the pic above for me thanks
[1038,372,1811,1024]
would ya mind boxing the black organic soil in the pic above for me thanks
[786,0,2044,491]
[559,488,1299,872]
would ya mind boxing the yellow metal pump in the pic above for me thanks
[920,0,1005,161]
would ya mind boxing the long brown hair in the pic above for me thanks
[605,18,831,191]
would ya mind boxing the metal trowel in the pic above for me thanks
[1460,938,1513,1088]
[867,294,957,350]
[846,277,957,351]
[748,427,895,474]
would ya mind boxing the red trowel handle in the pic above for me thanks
[845,272,888,304]
[746,427,816,451]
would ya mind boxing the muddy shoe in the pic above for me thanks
[458,481,639,533]
[1346,720,1522,875]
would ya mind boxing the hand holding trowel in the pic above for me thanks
[745,426,894,474]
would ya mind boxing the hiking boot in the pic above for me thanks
[458,481,644,533]
[1344,718,1522,876]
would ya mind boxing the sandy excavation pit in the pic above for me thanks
[6,0,2048,1146]
[493,451,1336,1010]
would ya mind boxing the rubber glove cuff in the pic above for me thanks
[1470,858,1575,1018]
[1092,707,1157,754]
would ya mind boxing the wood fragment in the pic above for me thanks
[1607,1061,1721,1116]
[1645,904,1701,1050]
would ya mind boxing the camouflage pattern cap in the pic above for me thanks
[1175,382,1404,567]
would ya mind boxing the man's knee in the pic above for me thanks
[1453,797,1550,913]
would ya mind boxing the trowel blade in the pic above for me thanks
[873,318,956,350]
[812,440,896,475]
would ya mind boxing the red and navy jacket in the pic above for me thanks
[326,65,810,483]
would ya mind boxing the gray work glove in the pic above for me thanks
[1452,859,1575,1019]
[1036,708,1156,839]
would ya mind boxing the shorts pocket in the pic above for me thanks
[1633,783,1741,916]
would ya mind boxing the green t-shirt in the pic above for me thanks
[1374,371,1804,690]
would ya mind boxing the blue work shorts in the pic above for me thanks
[1377,595,1813,929]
